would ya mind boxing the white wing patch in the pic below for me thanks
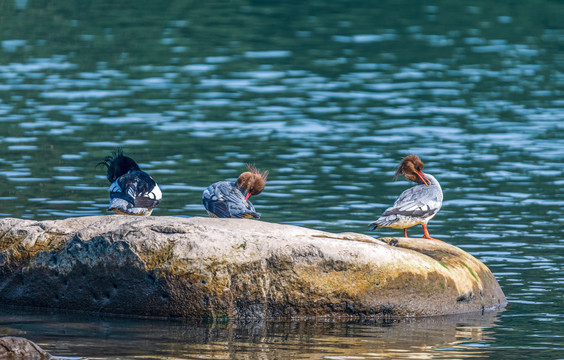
[147,184,162,201]
[127,182,138,198]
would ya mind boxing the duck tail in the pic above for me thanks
[368,222,380,231]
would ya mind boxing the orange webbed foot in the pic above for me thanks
[421,224,444,242]
[422,235,445,242]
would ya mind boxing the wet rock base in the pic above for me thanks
[0,216,506,319]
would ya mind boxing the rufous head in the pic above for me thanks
[236,164,269,200]
[394,154,431,186]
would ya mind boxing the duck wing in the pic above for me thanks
[383,184,441,218]
[110,170,161,209]
[229,198,260,219]
[202,181,260,219]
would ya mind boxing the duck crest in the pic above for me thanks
[236,164,269,196]
[394,154,425,183]
[97,149,140,183]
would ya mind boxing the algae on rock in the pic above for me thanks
[0,216,506,319]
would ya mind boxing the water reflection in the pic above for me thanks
[0,308,501,359]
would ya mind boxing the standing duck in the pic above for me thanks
[98,149,162,216]
[202,164,268,219]
[369,154,443,240]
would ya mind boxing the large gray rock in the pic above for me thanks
[0,216,506,319]
[0,336,51,359]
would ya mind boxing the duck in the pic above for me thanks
[97,149,162,216]
[202,164,268,219]
[369,154,443,240]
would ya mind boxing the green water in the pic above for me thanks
[1,0,563,358]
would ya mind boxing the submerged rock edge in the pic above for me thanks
[0,336,51,359]
[0,216,506,319]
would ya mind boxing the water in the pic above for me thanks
[1,0,563,358]
[0,307,506,359]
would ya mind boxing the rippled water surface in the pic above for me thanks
[1,0,563,358]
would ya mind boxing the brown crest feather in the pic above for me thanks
[246,163,269,182]
[236,164,269,196]
[394,154,425,183]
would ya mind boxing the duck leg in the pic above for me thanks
[404,228,407,238]
[421,223,444,242]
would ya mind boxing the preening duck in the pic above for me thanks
[202,164,268,219]
[98,149,162,216]
[369,154,443,240]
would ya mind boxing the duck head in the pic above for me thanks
[394,154,431,186]
[97,149,141,183]
[236,164,269,201]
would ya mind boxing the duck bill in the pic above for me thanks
[245,192,251,201]
[417,171,430,186]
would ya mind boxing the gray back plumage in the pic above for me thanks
[373,172,442,227]
[202,181,260,219]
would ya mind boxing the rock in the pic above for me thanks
[0,336,51,359]
[0,216,506,319]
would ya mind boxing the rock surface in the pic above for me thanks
[0,216,506,319]
[0,336,51,359]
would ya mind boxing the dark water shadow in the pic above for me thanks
[0,306,504,359]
